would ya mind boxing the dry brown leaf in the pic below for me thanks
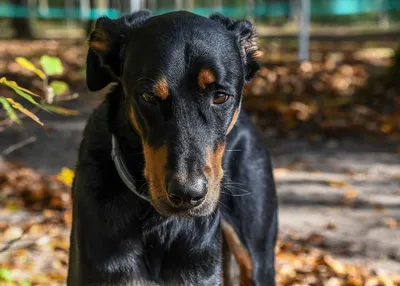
[343,190,359,202]
[327,180,349,188]
[372,203,386,213]
[383,218,398,229]
[325,223,338,231]
[5,98,44,127]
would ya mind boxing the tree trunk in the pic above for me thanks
[388,44,400,91]
[11,0,33,39]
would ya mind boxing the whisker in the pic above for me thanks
[224,149,242,152]
[218,201,230,211]
[138,182,149,194]
[223,185,251,194]
[222,186,251,196]
[220,191,251,197]
[222,182,248,186]
[222,183,250,192]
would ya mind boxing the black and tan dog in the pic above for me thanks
[67,10,278,286]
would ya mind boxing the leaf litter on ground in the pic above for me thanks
[0,160,399,285]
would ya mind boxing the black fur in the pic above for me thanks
[68,10,278,286]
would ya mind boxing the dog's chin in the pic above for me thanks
[150,197,219,218]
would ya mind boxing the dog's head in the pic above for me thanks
[87,10,260,217]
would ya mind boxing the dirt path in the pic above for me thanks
[271,138,400,274]
[1,99,400,276]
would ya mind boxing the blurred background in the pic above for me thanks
[0,0,400,285]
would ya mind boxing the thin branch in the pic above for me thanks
[2,136,37,155]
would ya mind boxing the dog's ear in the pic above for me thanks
[209,13,261,82]
[86,10,152,91]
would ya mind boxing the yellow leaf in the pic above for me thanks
[57,167,75,186]
[327,180,349,188]
[0,77,41,98]
[16,57,46,79]
[5,98,44,126]
[383,218,398,229]
[273,168,290,176]
[324,254,346,275]
[380,123,392,133]
[44,105,79,116]
[343,190,359,200]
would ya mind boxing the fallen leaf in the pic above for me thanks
[383,218,398,229]
[343,190,359,202]
[372,203,386,213]
[327,180,349,188]
[325,223,338,231]
[56,168,74,186]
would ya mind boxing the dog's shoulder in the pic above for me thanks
[227,111,268,155]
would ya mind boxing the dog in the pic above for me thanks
[67,10,278,286]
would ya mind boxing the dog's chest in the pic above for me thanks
[140,238,218,284]
[117,221,220,285]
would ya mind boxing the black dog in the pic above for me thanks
[67,10,278,286]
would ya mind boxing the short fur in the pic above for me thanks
[68,10,278,286]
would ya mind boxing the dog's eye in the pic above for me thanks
[142,92,157,104]
[213,92,229,105]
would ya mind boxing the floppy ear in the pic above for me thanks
[209,13,261,82]
[86,10,152,91]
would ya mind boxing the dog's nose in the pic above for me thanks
[167,177,207,207]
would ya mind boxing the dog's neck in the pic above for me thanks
[106,87,152,207]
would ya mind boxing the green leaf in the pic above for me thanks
[0,97,21,124]
[50,80,69,96]
[39,56,64,76]
[20,280,31,286]
[0,267,12,282]
[0,77,47,111]
[15,57,46,79]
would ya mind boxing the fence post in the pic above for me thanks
[130,0,141,12]
[378,0,389,29]
[298,0,310,62]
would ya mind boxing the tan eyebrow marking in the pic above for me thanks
[153,78,169,100]
[198,69,216,89]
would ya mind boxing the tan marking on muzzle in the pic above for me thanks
[204,144,225,180]
[143,144,168,199]
[221,219,254,286]
[198,69,216,89]
[203,143,225,204]
[153,78,169,100]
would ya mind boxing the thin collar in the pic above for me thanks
[111,134,150,202]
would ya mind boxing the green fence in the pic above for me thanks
[1,0,400,19]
